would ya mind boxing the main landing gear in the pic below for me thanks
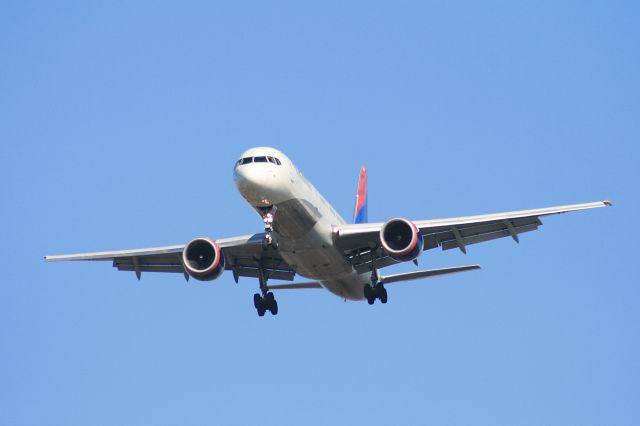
[364,261,388,305]
[253,262,278,316]
[364,282,388,305]
[254,292,278,316]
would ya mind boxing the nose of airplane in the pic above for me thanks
[234,163,279,205]
[234,163,257,189]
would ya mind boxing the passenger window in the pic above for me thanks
[254,156,268,163]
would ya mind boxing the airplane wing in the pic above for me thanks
[44,233,297,282]
[334,200,612,273]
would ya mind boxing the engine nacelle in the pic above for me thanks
[380,218,424,262]
[182,238,225,281]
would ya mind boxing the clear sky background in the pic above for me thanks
[1,1,638,425]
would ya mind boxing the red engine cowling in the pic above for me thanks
[380,218,424,262]
[182,238,225,281]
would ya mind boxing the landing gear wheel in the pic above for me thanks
[253,293,266,316]
[264,292,278,315]
[363,284,371,299]
[265,291,275,303]
[378,286,388,304]
[364,285,376,305]
[253,292,278,316]
[270,299,279,315]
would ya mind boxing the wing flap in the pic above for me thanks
[439,222,540,251]
[117,264,185,274]
[349,253,400,274]
[232,267,295,281]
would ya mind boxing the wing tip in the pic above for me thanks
[464,264,482,271]
[44,255,68,262]
[603,199,613,207]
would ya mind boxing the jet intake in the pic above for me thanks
[380,218,424,262]
[182,238,225,281]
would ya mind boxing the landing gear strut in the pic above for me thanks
[260,206,278,250]
[253,263,278,316]
[364,249,388,305]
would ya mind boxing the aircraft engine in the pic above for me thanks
[380,218,424,262]
[182,238,226,281]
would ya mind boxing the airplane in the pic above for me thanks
[45,147,611,316]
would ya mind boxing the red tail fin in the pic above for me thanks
[353,166,368,224]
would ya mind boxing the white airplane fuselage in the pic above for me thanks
[234,147,370,300]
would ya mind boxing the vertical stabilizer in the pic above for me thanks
[353,166,368,224]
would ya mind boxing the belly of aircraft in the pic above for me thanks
[319,274,370,301]
[268,196,366,300]
[278,243,368,301]
[279,246,351,280]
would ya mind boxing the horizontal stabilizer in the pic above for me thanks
[268,282,323,290]
[379,265,481,285]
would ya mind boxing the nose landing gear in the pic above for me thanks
[262,233,278,251]
[260,207,279,250]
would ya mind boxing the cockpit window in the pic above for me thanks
[238,157,252,165]
[236,156,282,167]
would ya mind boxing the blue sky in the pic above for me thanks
[1,1,638,425]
